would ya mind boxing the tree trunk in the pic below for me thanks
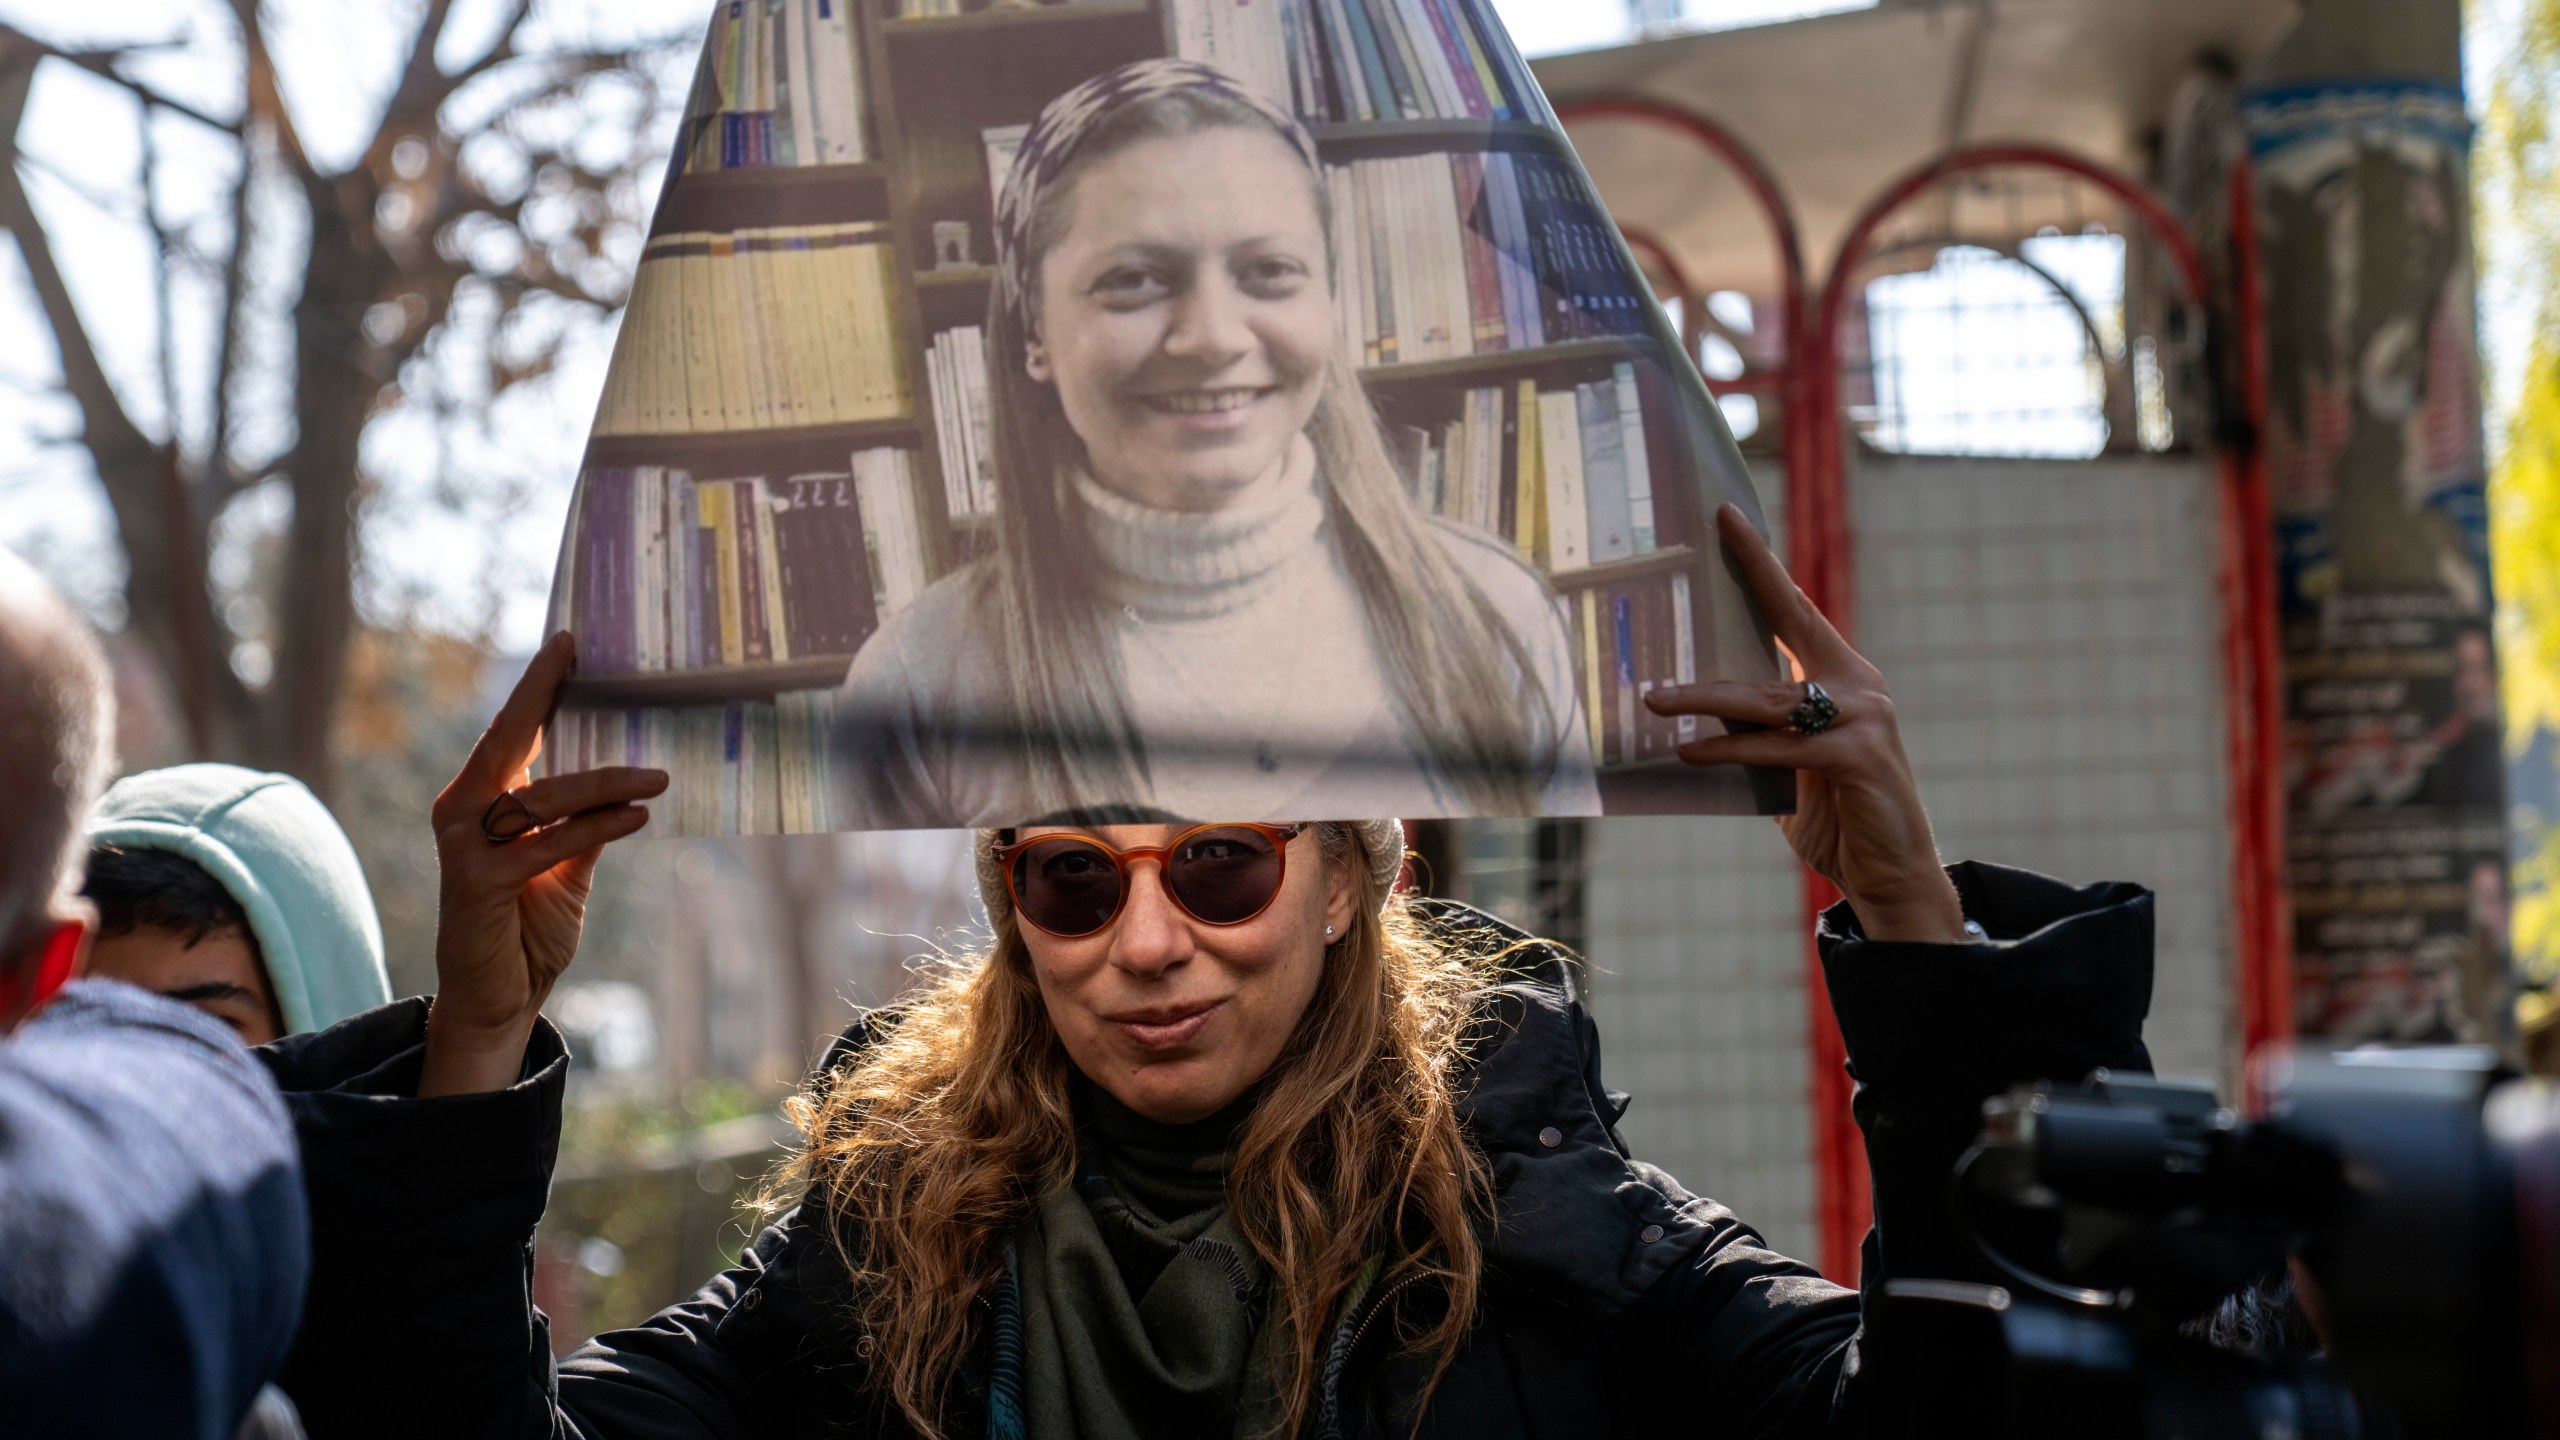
[0,45,240,760]
[758,838,842,1069]
[267,170,389,793]
[4,15,671,797]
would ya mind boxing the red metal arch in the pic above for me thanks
[1555,97,1815,564]
[1809,144,2292,1273]
[1619,224,1794,413]
[1808,143,2226,633]
[1556,97,1885,1283]
[1560,115,2288,1286]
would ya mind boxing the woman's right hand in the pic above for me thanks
[419,633,666,1097]
[1646,507,1964,944]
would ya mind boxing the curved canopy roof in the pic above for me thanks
[1533,0,2301,295]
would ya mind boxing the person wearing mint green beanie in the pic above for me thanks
[82,763,390,1043]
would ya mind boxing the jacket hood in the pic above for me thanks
[86,763,390,1034]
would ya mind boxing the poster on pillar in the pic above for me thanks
[2244,78,2510,1043]
[538,0,1786,834]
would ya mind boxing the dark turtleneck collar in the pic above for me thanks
[1076,1077,1253,1225]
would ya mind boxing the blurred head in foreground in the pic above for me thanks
[0,548,113,1032]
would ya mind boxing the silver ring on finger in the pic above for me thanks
[1787,681,1841,736]
[479,788,544,846]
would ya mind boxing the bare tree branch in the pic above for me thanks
[0,56,157,520]
[140,101,181,462]
[1,8,678,791]
[447,46,661,139]
[0,38,240,747]
[206,115,257,510]
[53,48,240,136]
[501,267,614,311]
[228,1,313,175]
[381,0,541,138]
[0,28,241,136]
[269,161,384,783]
[14,146,151,224]
[438,0,538,101]
[383,0,463,132]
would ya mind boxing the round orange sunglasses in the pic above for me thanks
[992,823,1309,937]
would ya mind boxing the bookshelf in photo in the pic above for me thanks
[554,451,921,685]
[1365,345,1717,777]
[677,0,874,171]
[594,223,911,437]
[552,0,1740,831]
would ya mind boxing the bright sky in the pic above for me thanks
[0,0,712,644]
[0,0,1870,656]
[2467,0,2534,440]
[1864,234,2127,459]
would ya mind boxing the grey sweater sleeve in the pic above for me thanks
[0,980,309,1440]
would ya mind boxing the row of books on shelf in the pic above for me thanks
[544,580,1704,842]
[897,0,1132,15]
[927,325,998,518]
[679,0,870,172]
[596,223,911,436]
[546,563,1697,839]
[554,694,840,836]
[1169,0,1539,126]
[545,568,1694,837]
[566,450,932,678]
[1573,570,1699,770]
[1392,361,1671,574]
[1329,148,1647,369]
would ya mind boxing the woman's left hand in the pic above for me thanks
[422,633,665,1096]
[1645,505,1967,943]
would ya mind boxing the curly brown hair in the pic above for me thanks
[770,822,1495,1437]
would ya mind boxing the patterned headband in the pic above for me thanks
[993,59,1323,330]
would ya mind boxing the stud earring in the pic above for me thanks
[1324,924,1336,937]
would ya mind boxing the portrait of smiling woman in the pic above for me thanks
[833,61,1598,829]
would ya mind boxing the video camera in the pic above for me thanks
[1869,1049,2559,1437]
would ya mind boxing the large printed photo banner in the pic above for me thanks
[2246,78,2508,1043]
[543,0,1785,834]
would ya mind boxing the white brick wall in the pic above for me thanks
[1577,452,2241,1274]
[1850,452,2236,1092]
[1584,814,1818,1262]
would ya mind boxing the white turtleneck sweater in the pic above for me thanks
[831,442,1598,828]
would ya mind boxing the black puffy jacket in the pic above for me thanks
[259,863,2154,1438]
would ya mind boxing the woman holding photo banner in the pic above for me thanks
[256,497,2163,1438]
[832,61,1598,828]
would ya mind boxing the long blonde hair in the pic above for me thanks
[775,822,1496,1438]
[978,72,1552,817]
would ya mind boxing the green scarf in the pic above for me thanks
[1017,1084,1288,1439]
